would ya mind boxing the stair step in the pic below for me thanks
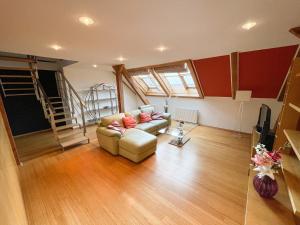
[49,101,63,105]
[5,93,35,97]
[5,88,35,91]
[55,123,80,131]
[53,106,69,110]
[55,117,76,123]
[0,66,32,71]
[60,136,89,149]
[53,112,71,117]
[2,82,33,85]
[57,130,83,140]
[0,75,32,78]
[49,97,62,100]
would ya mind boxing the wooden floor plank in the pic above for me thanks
[19,125,250,225]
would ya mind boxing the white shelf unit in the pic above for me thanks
[78,83,118,124]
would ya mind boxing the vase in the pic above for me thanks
[253,175,278,198]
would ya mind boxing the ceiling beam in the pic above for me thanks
[127,59,188,74]
[112,71,136,94]
[0,55,35,63]
[188,60,204,98]
[151,68,171,96]
[121,66,150,105]
[230,52,239,99]
[112,64,125,113]
[289,26,300,39]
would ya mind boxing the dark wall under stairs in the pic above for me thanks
[0,70,59,136]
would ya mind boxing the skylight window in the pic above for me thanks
[139,75,157,89]
[182,73,195,88]
[128,60,203,98]
[132,72,167,96]
[164,73,184,87]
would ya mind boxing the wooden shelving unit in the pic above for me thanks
[284,129,300,160]
[289,103,300,113]
[274,47,300,224]
[281,152,300,217]
[245,46,300,225]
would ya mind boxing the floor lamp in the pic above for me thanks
[235,90,252,134]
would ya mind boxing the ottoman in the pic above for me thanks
[119,128,157,163]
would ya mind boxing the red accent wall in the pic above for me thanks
[193,55,232,97]
[239,45,298,98]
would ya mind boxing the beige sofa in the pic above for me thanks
[96,105,171,162]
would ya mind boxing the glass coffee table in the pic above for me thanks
[168,121,191,147]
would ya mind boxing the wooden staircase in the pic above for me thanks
[0,56,91,150]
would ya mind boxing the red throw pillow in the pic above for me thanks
[140,112,152,123]
[107,120,126,134]
[122,116,137,128]
[151,112,164,120]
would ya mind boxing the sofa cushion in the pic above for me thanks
[100,113,125,127]
[135,122,157,133]
[151,112,164,120]
[119,129,157,154]
[140,112,152,123]
[149,119,168,129]
[107,121,126,134]
[139,105,154,114]
[125,109,141,123]
[122,116,137,128]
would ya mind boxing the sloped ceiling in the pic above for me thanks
[192,45,298,98]
[0,0,299,68]
[193,56,232,97]
[239,45,298,98]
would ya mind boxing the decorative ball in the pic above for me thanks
[253,175,278,198]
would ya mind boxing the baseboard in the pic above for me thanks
[14,128,52,138]
[199,124,251,135]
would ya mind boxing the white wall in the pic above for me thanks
[0,106,28,225]
[63,64,138,111]
[140,96,282,133]
[64,63,283,134]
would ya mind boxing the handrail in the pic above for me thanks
[57,69,88,134]
[59,70,86,107]
[35,79,55,113]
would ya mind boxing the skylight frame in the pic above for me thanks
[132,72,167,96]
[128,60,203,98]
[156,67,199,97]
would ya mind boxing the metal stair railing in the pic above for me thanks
[56,70,95,135]
[35,79,58,140]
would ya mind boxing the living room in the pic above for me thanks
[1,1,300,225]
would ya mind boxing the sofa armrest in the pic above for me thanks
[162,113,171,120]
[162,113,171,126]
[96,127,122,138]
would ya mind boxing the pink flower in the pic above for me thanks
[251,154,273,167]
[267,149,281,162]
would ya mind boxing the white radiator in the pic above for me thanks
[174,108,199,124]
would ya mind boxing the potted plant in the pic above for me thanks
[251,143,282,198]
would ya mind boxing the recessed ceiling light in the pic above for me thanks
[92,64,98,68]
[116,56,127,62]
[242,22,256,30]
[156,45,167,52]
[50,44,62,50]
[79,16,94,26]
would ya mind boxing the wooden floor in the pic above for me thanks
[15,125,97,162]
[19,126,251,225]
